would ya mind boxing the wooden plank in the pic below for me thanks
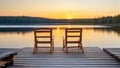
[7,66,120,68]
[67,36,80,37]
[36,36,50,38]
[35,31,51,33]
[36,41,51,43]
[67,31,81,33]
[5,47,120,68]
[103,48,120,61]
[14,60,119,63]
[66,41,79,43]
[6,64,120,67]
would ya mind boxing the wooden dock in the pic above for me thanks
[5,47,120,68]
[103,48,120,62]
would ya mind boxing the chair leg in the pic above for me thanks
[78,43,84,53]
[53,41,54,51]
[80,43,84,53]
[50,43,54,53]
[63,45,64,50]
[52,45,54,51]
[78,43,80,50]
[50,47,52,53]
[63,40,65,50]
[66,48,68,53]
[33,42,37,53]
[65,44,68,53]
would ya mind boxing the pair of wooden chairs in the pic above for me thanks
[33,28,84,53]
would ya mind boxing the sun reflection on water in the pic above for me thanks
[57,25,60,32]
[68,25,71,28]
[0,25,120,48]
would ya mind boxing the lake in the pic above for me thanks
[0,25,120,48]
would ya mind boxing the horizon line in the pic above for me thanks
[0,14,119,19]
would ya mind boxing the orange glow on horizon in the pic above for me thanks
[0,0,120,19]
[67,17,72,19]
[27,10,118,19]
[65,15,73,19]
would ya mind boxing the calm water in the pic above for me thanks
[0,25,120,48]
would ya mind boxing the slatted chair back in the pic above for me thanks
[65,28,82,44]
[63,28,84,53]
[33,28,54,53]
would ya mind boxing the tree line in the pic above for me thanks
[0,15,119,25]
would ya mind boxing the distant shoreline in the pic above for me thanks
[0,15,120,25]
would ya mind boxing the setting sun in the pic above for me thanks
[65,15,73,19]
[67,16,72,19]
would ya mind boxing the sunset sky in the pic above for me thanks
[0,0,120,19]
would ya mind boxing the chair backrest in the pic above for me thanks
[65,28,82,43]
[34,28,53,42]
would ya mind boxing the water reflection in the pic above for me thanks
[0,28,33,35]
[93,28,120,36]
[0,27,120,48]
[0,27,119,36]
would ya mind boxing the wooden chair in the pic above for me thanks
[63,28,84,53]
[33,28,54,53]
